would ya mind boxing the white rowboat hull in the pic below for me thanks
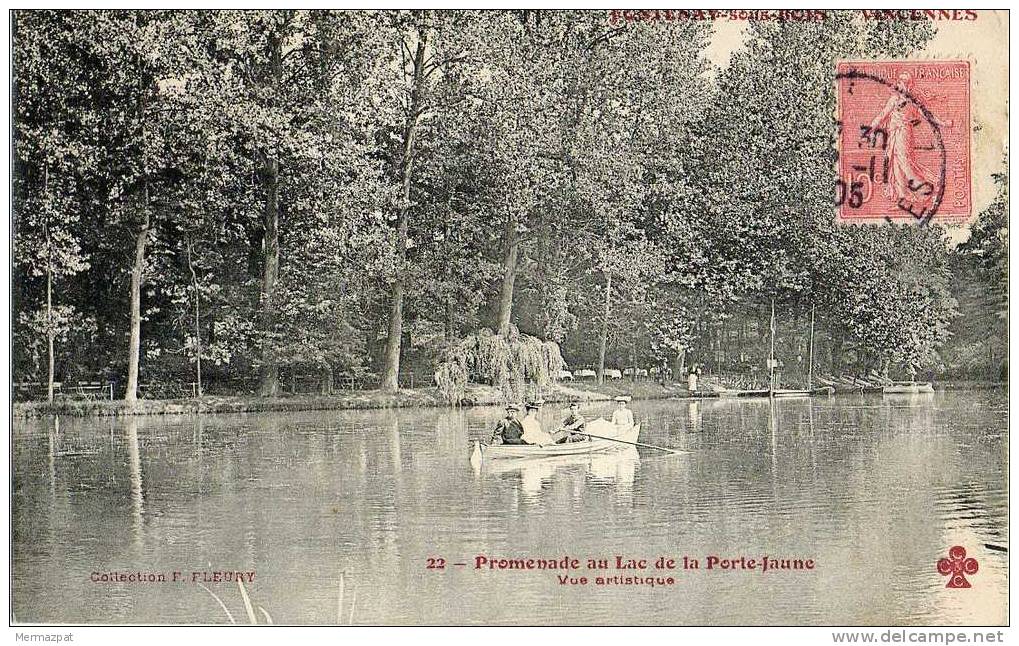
[476,423,640,460]
[883,383,935,394]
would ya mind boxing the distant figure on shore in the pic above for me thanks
[551,402,588,444]
[687,368,699,393]
[611,396,634,427]
[521,401,555,446]
[491,404,525,445]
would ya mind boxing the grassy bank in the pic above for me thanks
[13,382,629,419]
[12,379,1003,418]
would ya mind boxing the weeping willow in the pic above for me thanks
[434,325,565,404]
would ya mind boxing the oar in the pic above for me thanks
[576,432,687,455]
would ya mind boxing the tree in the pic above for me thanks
[662,13,948,376]
[204,10,395,395]
[13,11,93,400]
[14,11,201,401]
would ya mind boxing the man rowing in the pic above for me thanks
[491,404,525,445]
[550,401,588,443]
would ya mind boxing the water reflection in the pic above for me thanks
[10,390,1008,625]
[484,447,640,500]
[125,418,145,550]
[47,416,57,500]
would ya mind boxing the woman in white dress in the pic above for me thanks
[611,396,634,428]
[520,401,555,446]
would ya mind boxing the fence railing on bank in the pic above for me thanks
[15,366,680,402]
[13,371,436,402]
[14,381,115,402]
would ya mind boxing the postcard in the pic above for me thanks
[9,8,1008,630]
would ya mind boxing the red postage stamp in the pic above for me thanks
[836,60,971,223]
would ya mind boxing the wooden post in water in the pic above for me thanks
[769,298,776,392]
[808,303,816,390]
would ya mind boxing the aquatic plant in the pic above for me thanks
[337,571,356,625]
[197,580,273,625]
[434,325,565,404]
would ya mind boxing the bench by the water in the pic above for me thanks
[14,381,113,401]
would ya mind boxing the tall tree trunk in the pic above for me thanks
[258,154,280,396]
[45,227,54,403]
[258,31,284,397]
[381,280,405,392]
[597,271,612,385]
[442,207,455,341]
[126,54,150,402]
[675,347,686,382]
[125,206,149,402]
[444,296,455,341]
[43,164,55,403]
[186,236,202,399]
[496,208,519,336]
[381,34,427,392]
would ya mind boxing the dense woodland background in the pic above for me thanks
[11,10,1008,402]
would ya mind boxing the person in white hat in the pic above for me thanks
[611,396,634,428]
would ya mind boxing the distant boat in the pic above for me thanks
[818,375,884,394]
[717,388,771,398]
[771,386,835,398]
[882,382,935,394]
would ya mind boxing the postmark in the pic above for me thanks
[836,60,971,223]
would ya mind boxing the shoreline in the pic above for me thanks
[11,380,1006,419]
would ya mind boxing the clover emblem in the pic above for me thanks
[937,545,978,588]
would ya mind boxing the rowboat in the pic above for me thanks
[818,375,885,394]
[717,389,771,398]
[472,421,640,462]
[771,386,835,398]
[771,388,811,398]
[882,382,935,394]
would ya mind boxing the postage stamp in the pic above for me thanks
[836,60,971,223]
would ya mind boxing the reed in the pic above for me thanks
[336,571,357,625]
[237,579,258,624]
[337,571,345,624]
[197,582,235,624]
[197,579,274,624]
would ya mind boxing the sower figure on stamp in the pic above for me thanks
[866,72,937,206]
[550,401,588,444]
[491,404,525,445]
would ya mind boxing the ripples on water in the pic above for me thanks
[12,390,1007,625]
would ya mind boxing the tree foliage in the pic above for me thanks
[12,10,991,399]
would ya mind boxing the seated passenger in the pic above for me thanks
[611,396,635,428]
[491,404,525,445]
[520,401,555,446]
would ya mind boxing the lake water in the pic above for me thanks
[12,390,1008,625]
